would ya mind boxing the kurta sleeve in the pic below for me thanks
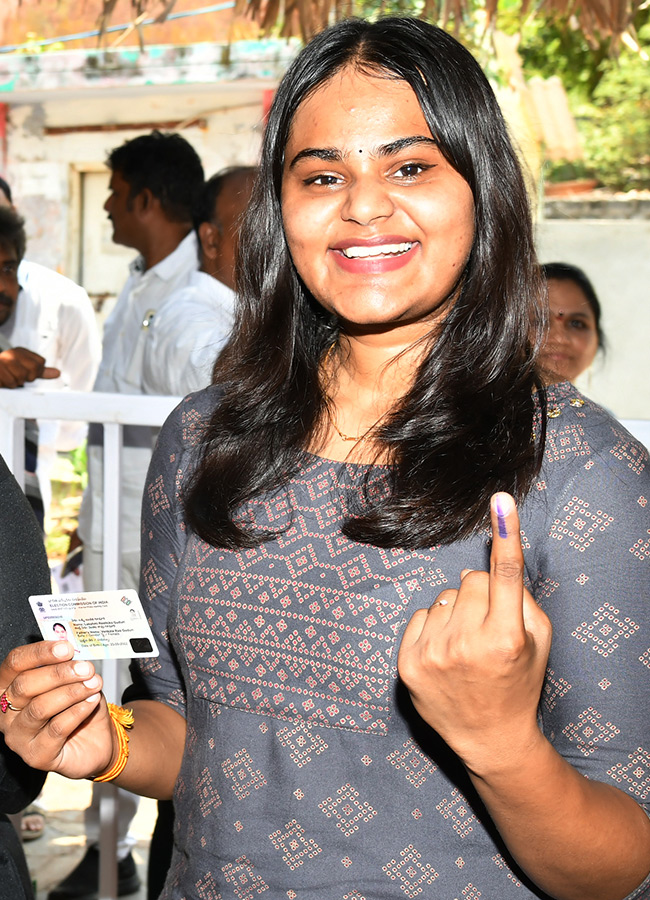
[525,397,650,826]
[126,391,212,716]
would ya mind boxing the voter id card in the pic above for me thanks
[29,589,159,660]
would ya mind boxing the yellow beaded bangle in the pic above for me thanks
[92,704,134,783]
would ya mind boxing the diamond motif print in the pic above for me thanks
[276,722,328,767]
[268,819,322,869]
[492,854,522,887]
[141,557,167,604]
[461,885,482,899]
[629,529,650,561]
[542,668,572,712]
[386,739,438,788]
[548,497,614,552]
[382,845,439,898]
[179,457,454,733]
[545,421,590,462]
[197,767,222,818]
[221,750,267,800]
[220,856,268,899]
[610,432,647,475]
[319,784,377,836]
[195,871,221,899]
[147,474,171,516]
[436,789,477,838]
[572,603,639,657]
[607,747,650,799]
[562,707,620,756]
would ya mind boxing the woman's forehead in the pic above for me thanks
[284,68,430,154]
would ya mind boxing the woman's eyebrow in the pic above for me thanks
[288,136,438,169]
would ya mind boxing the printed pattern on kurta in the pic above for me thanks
[134,382,650,900]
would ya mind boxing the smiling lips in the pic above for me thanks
[331,237,419,273]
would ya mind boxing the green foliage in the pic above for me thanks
[577,33,650,190]
[517,13,650,191]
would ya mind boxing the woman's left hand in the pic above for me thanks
[397,492,552,775]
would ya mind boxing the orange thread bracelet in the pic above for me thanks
[93,704,134,783]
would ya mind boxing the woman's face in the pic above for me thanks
[281,67,475,341]
[539,278,600,383]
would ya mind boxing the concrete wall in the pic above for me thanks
[536,218,650,420]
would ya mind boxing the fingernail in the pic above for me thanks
[494,493,511,538]
[74,662,92,677]
[83,676,100,690]
[85,693,100,703]
[53,641,71,658]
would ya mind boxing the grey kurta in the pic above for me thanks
[133,381,650,900]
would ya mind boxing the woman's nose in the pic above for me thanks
[548,316,569,345]
[341,177,394,226]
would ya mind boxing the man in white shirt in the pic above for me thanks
[142,166,257,395]
[49,131,204,900]
[0,180,101,515]
[77,131,204,595]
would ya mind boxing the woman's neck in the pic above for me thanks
[312,330,429,464]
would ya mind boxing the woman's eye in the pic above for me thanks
[305,173,341,186]
[569,319,588,330]
[394,163,428,179]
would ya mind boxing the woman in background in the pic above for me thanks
[539,261,605,384]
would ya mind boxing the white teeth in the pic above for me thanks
[341,242,413,259]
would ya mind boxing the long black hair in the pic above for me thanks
[185,16,547,549]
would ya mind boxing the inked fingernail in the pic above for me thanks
[53,641,71,658]
[494,493,510,538]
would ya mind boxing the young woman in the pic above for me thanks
[539,261,605,384]
[0,18,649,900]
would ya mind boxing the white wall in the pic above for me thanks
[536,219,650,420]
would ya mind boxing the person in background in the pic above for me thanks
[142,165,257,397]
[0,206,60,527]
[0,177,101,517]
[51,131,204,900]
[539,261,605,385]
[0,451,52,898]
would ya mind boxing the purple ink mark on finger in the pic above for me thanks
[495,495,509,539]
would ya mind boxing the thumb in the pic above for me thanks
[41,367,61,380]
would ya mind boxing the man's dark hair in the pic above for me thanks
[0,177,12,205]
[107,130,204,224]
[193,166,258,233]
[0,206,26,263]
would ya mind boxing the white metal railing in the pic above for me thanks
[0,388,181,900]
[1,388,648,900]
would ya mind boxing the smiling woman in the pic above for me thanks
[0,17,648,900]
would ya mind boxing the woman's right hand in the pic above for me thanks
[0,640,116,779]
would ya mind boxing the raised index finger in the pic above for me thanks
[486,492,525,627]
